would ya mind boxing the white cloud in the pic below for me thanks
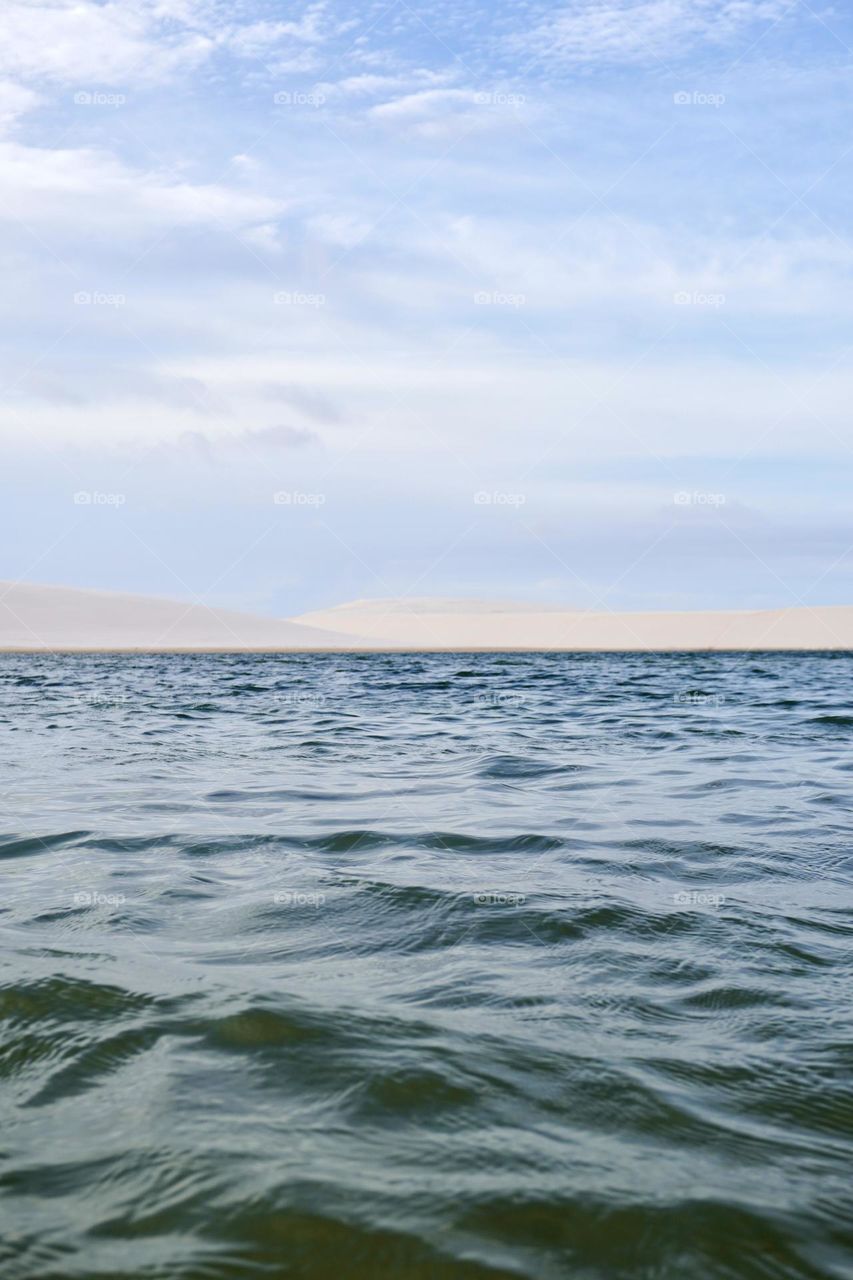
[366,87,528,140]
[172,423,318,456]
[0,80,41,129]
[308,211,375,248]
[240,222,284,253]
[0,0,338,89]
[405,213,853,318]
[517,0,793,66]
[0,1,215,87]
[317,70,453,101]
[0,138,283,234]
[370,89,480,121]
[227,11,329,57]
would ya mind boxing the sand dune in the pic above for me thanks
[0,581,361,650]
[2,583,852,651]
[294,597,853,651]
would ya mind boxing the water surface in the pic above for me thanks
[1,652,852,1279]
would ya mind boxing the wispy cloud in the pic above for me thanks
[0,138,284,234]
[0,0,215,86]
[0,79,42,129]
[0,0,341,87]
[318,70,454,102]
[515,0,794,66]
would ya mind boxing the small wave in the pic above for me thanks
[0,831,91,860]
[478,755,575,780]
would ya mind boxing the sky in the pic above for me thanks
[2,0,853,617]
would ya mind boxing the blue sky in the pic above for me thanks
[2,0,853,615]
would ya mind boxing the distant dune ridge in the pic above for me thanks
[0,581,361,650]
[1,582,852,650]
[294,597,853,651]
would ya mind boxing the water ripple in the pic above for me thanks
[1,651,852,1278]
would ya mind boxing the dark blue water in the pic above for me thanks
[1,652,852,1279]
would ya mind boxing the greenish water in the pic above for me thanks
[1,652,852,1279]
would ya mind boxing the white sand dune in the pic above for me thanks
[2,582,851,651]
[0,581,363,651]
[293,597,853,651]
